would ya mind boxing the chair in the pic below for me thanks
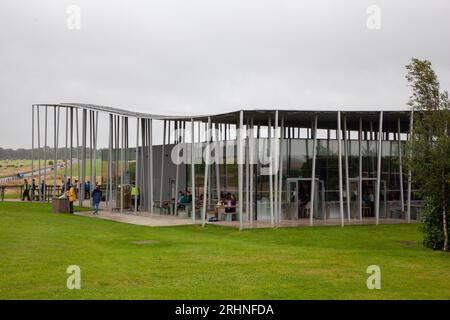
[302,201,311,218]
[362,203,371,217]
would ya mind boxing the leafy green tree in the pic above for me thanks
[405,58,450,251]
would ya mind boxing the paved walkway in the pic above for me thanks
[1,199,419,228]
[75,210,197,227]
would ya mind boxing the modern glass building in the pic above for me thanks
[31,103,421,229]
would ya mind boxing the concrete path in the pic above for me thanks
[75,210,197,227]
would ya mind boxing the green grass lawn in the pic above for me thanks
[0,202,449,300]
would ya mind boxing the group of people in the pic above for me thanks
[175,190,237,216]
[216,192,237,213]
[61,179,92,200]
[22,179,49,201]
[62,178,102,214]
[363,190,375,216]
[22,177,102,214]
[177,191,192,209]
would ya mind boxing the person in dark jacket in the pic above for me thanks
[22,179,31,201]
[91,185,102,214]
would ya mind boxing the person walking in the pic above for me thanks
[22,179,31,201]
[91,185,102,214]
[66,184,77,213]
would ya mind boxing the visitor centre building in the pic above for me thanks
[31,103,421,229]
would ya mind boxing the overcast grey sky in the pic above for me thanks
[1,0,449,148]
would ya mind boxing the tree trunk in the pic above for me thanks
[443,185,448,251]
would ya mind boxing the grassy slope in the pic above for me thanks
[0,202,449,300]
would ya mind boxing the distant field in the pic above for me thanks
[1,202,449,299]
[0,159,102,198]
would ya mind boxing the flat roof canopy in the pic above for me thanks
[32,103,412,133]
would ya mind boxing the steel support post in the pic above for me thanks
[278,117,284,224]
[337,111,344,227]
[238,111,244,230]
[202,117,212,227]
[37,106,41,201]
[344,116,351,222]
[375,111,383,225]
[148,119,154,213]
[43,106,47,202]
[407,111,414,223]
[398,117,405,212]
[191,118,196,222]
[108,114,113,212]
[135,118,140,214]
[31,105,35,202]
[310,115,318,226]
[359,118,363,220]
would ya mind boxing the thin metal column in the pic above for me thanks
[191,118,196,222]
[141,119,147,211]
[93,112,98,189]
[76,109,80,196]
[359,118,363,220]
[278,117,284,224]
[174,121,180,216]
[43,106,47,202]
[337,111,344,227]
[159,120,166,208]
[245,121,250,223]
[310,115,318,226]
[238,111,244,231]
[215,123,221,204]
[37,106,41,201]
[108,114,113,212]
[344,116,351,222]
[80,109,87,207]
[148,119,154,213]
[135,117,140,214]
[120,116,125,212]
[202,117,212,227]
[89,111,93,199]
[407,111,414,223]
[274,111,279,226]
[70,108,73,182]
[31,105,35,201]
[53,107,58,197]
[397,117,405,212]
[249,118,254,224]
[375,111,383,225]
[64,107,68,182]
[268,117,274,227]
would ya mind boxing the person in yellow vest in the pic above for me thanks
[131,185,139,211]
[66,184,77,213]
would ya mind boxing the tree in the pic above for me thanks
[405,58,450,251]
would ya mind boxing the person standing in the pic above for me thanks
[31,179,36,200]
[74,179,79,197]
[40,180,46,201]
[22,179,31,201]
[85,181,91,200]
[369,190,375,217]
[66,184,77,213]
[91,185,102,214]
[131,184,139,211]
